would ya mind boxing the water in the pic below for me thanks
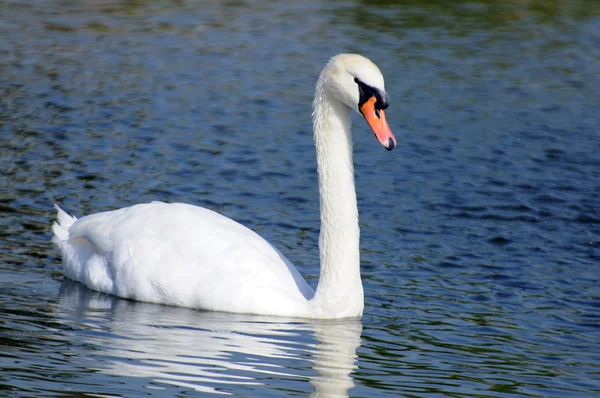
[1,0,599,396]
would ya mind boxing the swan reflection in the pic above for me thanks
[57,280,362,396]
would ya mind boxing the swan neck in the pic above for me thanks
[310,82,363,318]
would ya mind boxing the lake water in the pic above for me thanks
[1,0,599,396]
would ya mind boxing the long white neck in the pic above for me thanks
[309,75,364,318]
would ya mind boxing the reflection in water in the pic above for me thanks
[57,280,361,396]
[2,0,599,395]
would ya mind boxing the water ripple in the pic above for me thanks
[2,0,600,396]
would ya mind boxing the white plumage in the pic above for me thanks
[53,202,313,316]
[52,54,395,319]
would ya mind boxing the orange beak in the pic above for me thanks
[360,96,396,151]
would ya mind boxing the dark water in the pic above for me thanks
[1,0,600,396]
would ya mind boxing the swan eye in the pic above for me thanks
[356,79,384,110]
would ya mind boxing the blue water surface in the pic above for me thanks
[1,0,599,396]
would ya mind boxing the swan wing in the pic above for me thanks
[54,202,314,316]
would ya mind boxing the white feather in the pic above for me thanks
[52,54,391,319]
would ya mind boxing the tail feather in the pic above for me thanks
[52,204,77,245]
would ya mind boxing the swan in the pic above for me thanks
[52,54,396,319]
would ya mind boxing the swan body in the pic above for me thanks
[52,54,396,319]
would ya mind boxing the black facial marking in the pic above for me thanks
[355,78,389,112]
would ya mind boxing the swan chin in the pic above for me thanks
[52,53,394,319]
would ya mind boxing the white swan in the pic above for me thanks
[52,54,396,319]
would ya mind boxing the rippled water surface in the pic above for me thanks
[2,0,600,396]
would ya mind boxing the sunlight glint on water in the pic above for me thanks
[1,0,599,396]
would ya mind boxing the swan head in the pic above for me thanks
[319,54,396,151]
